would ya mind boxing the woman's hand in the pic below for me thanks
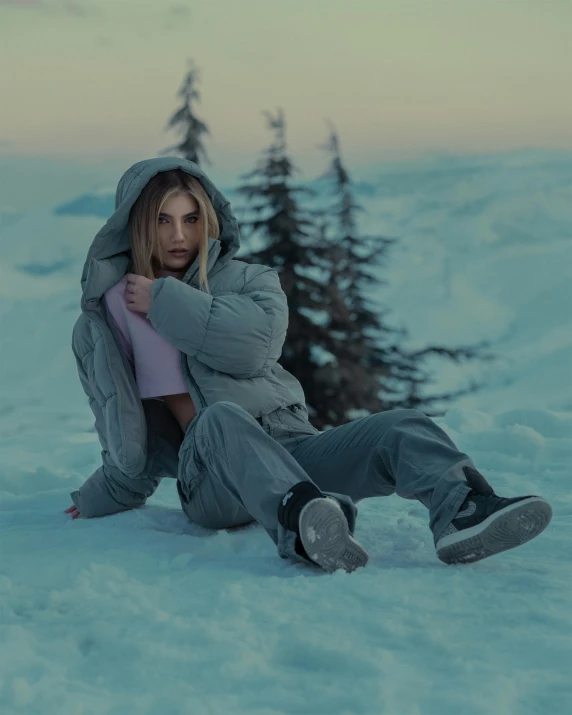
[64,505,81,519]
[125,273,156,315]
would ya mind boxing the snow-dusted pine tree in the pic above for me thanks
[235,109,347,428]
[237,113,495,429]
[316,124,497,422]
[311,123,408,425]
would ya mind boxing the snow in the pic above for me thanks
[1,149,571,714]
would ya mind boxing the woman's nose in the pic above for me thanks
[173,222,186,238]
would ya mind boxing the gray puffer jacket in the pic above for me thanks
[70,157,313,518]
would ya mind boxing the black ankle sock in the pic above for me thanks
[277,481,324,535]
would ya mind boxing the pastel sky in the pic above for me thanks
[1,0,571,178]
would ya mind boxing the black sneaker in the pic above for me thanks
[278,481,369,573]
[435,490,553,565]
[298,497,369,573]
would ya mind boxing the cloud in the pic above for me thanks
[0,0,42,6]
[1,0,191,25]
[61,0,90,16]
[161,2,191,30]
[0,0,95,15]
[170,3,191,18]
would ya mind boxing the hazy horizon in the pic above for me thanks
[1,0,572,179]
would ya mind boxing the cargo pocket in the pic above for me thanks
[269,403,320,440]
[176,432,210,505]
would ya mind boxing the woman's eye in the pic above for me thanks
[158,217,198,223]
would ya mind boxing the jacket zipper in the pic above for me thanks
[181,354,207,410]
[180,242,219,411]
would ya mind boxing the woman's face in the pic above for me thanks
[154,192,201,272]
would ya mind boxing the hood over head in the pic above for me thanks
[80,157,240,311]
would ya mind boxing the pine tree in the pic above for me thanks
[317,123,497,421]
[311,123,407,425]
[235,109,345,428]
[160,59,210,166]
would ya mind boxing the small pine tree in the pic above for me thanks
[235,109,346,428]
[312,123,407,425]
[160,59,210,166]
[317,123,497,421]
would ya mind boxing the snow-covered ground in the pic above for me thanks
[1,149,570,714]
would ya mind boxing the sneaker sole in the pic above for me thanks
[436,496,553,565]
[298,498,369,573]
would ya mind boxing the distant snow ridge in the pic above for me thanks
[54,192,114,219]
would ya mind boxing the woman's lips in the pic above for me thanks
[169,250,188,256]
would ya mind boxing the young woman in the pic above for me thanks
[65,157,553,573]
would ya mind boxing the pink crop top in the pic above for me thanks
[104,270,188,400]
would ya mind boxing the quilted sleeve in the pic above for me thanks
[145,264,288,379]
[70,452,161,518]
[70,322,160,518]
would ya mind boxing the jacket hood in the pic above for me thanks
[80,157,241,311]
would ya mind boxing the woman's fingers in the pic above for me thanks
[64,505,81,518]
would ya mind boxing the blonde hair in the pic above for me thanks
[127,169,220,293]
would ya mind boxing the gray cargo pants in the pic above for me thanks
[175,401,475,564]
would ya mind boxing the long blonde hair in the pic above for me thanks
[127,169,221,293]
